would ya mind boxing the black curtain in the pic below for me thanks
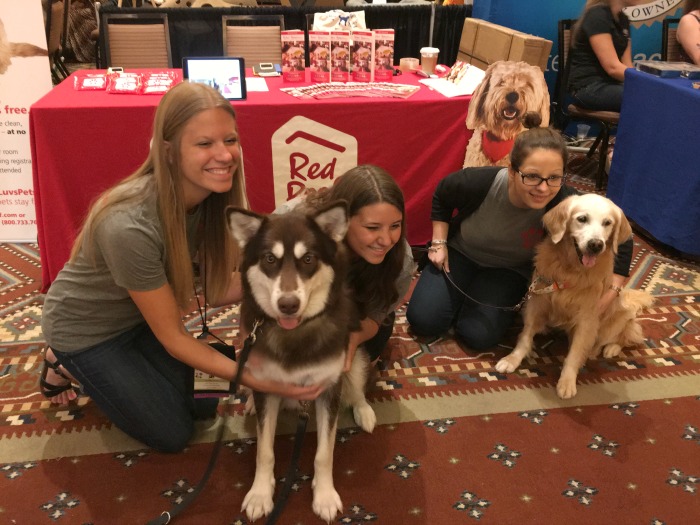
[100,4,470,69]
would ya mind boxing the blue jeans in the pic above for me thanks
[52,323,199,452]
[571,79,624,112]
[406,248,528,350]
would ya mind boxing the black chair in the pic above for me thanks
[661,17,681,61]
[553,19,620,191]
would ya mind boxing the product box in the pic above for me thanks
[457,18,552,72]
[636,60,700,79]
[330,30,351,83]
[281,30,306,82]
[373,29,395,82]
[309,30,332,83]
[351,29,374,82]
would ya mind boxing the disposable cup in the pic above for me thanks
[576,123,591,139]
[400,57,419,72]
[420,47,439,75]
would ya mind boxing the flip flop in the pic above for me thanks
[39,354,79,400]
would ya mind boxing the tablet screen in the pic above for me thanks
[182,57,247,101]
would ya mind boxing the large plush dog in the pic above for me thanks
[226,202,376,523]
[495,194,654,399]
[463,60,550,168]
[0,17,48,75]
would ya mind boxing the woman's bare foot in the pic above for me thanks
[41,348,78,405]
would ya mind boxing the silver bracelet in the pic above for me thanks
[431,239,447,245]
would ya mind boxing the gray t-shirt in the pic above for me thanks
[42,189,201,352]
[449,169,545,279]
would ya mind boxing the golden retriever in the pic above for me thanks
[495,194,654,399]
[463,60,550,168]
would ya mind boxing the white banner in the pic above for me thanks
[0,0,53,241]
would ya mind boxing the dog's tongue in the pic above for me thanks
[582,254,597,268]
[278,317,300,330]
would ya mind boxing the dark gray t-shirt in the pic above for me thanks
[42,187,201,352]
[449,169,545,279]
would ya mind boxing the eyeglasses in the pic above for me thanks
[518,171,565,187]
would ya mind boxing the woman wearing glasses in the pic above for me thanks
[406,126,632,349]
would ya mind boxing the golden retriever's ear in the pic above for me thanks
[466,64,492,130]
[611,205,633,253]
[543,197,573,244]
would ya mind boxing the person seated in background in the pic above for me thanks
[677,0,700,65]
[568,0,635,112]
[406,126,633,350]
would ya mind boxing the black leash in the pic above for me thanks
[416,246,528,311]
[146,320,260,525]
[441,267,529,312]
[264,403,311,525]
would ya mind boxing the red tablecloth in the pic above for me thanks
[30,69,471,291]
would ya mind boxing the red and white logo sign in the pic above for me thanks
[271,116,358,207]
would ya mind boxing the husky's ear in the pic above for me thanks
[543,196,574,244]
[226,206,263,247]
[610,202,632,254]
[313,200,349,243]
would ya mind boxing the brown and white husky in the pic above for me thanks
[226,201,376,523]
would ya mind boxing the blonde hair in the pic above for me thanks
[70,81,248,307]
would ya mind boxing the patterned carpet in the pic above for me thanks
[1,234,699,524]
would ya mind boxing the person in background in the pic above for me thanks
[39,82,325,453]
[568,0,635,112]
[406,126,633,349]
[677,0,700,65]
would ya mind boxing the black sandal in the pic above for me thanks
[40,354,78,400]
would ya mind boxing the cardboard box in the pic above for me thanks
[457,18,552,72]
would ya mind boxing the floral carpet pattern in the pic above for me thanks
[1,237,699,524]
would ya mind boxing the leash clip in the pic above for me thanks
[299,400,311,418]
[248,319,262,345]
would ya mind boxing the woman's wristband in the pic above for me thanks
[431,239,447,245]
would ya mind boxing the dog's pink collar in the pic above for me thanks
[481,131,514,163]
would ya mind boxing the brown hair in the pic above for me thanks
[70,81,248,307]
[684,0,700,14]
[308,165,407,319]
[509,127,569,172]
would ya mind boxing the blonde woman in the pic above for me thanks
[568,0,635,112]
[678,0,700,65]
[40,82,324,452]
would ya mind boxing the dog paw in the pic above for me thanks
[241,487,274,521]
[495,355,520,374]
[602,343,622,359]
[312,486,342,523]
[556,377,578,399]
[353,403,376,433]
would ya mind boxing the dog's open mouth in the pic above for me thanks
[574,241,598,268]
[277,317,301,330]
[501,106,520,121]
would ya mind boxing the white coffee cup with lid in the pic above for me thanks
[420,47,439,75]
